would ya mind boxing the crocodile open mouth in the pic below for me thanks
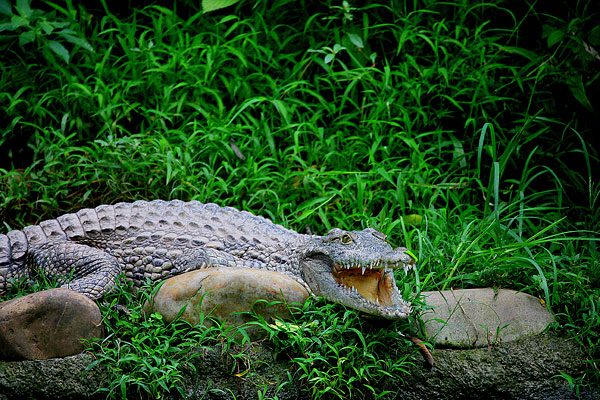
[331,262,401,306]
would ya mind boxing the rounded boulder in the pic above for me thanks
[144,267,310,337]
[0,288,103,360]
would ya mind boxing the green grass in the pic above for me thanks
[1,0,599,398]
[85,279,260,399]
[261,297,416,399]
[86,280,206,399]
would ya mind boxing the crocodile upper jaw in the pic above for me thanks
[331,262,396,306]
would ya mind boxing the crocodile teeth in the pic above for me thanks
[336,260,415,274]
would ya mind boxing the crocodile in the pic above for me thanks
[0,200,416,319]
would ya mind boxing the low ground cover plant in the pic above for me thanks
[1,0,598,398]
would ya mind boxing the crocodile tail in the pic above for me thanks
[0,230,30,297]
[0,216,76,297]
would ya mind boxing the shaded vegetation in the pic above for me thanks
[1,0,598,398]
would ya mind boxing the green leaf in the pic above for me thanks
[342,30,372,67]
[49,21,70,29]
[18,30,34,45]
[120,378,127,400]
[15,0,32,18]
[47,40,70,63]
[272,99,290,125]
[149,5,173,15]
[565,74,594,112]
[10,15,29,29]
[402,249,418,263]
[541,23,554,38]
[0,22,12,33]
[57,31,94,52]
[0,0,12,16]
[542,23,566,47]
[39,20,54,34]
[347,33,363,48]
[403,214,423,227]
[296,195,337,222]
[588,25,600,46]
[546,30,565,48]
[497,45,538,61]
[202,0,240,13]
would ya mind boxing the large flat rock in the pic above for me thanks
[420,288,554,348]
[144,267,310,338]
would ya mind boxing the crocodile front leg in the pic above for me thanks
[28,241,121,300]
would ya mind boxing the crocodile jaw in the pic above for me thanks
[300,255,414,319]
[331,260,413,317]
[332,262,399,306]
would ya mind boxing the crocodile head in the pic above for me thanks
[300,227,416,319]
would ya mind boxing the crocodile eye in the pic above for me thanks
[341,233,353,244]
[372,231,387,241]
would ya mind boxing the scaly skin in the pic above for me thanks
[0,200,416,318]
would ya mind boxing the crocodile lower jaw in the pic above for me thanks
[331,263,400,306]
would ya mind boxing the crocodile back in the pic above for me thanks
[103,200,298,247]
[0,200,301,294]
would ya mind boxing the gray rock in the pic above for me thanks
[144,268,309,338]
[0,333,595,400]
[0,345,304,400]
[0,353,107,400]
[420,288,554,348]
[0,288,103,360]
[392,332,598,400]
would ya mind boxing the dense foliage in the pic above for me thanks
[1,0,598,398]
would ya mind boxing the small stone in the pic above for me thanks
[144,268,310,338]
[420,288,555,348]
[0,288,103,360]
